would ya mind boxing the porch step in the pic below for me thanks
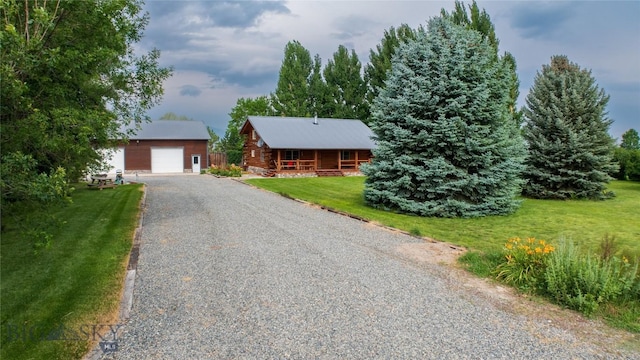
[262,169,277,177]
[315,169,344,177]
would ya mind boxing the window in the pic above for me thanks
[284,150,300,160]
[251,130,256,140]
[341,151,351,160]
[251,150,255,157]
[260,150,265,162]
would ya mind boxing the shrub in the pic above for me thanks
[494,237,555,291]
[208,164,242,177]
[544,240,639,315]
[0,152,71,205]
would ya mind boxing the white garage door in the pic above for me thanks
[103,148,125,174]
[151,147,184,173]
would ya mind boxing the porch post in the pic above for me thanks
[314,150,318,170]
[338,150,342,170]
[277,150,281,171]
[355,150,359,170]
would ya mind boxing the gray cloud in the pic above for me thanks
[179,85,202,97]
[330,14,379,41]
[206,1,290,28]
[141,2,287,90]
[145,0,290,29]
[508,3,573,40]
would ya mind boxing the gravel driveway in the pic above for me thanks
[98,175,636,359]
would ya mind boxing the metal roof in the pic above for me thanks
[244,116,376,149]
[127,120,210,140]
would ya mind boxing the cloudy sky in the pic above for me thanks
[138,0,640,140]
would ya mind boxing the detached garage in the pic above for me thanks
[111,120,209,174]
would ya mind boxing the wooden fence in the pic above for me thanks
[209,152,227,168]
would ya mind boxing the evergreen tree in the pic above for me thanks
[323,45,367,120]
[362,17,525,218]
[441,0,522,125]
[271,40,313,117]
[364,24,417,118]
[522,55,617,199]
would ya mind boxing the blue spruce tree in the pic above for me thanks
[362,17,525,218]
[522,56,617,199]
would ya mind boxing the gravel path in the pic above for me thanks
[99,175,636,359]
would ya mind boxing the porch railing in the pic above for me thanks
[339,159,370,169]
[279,160,316,171]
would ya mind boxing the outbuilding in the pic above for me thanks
[105,120,209,174]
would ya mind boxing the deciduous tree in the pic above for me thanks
[613,129,640,180]
[364,24,417,119]
[323,45,367,120]
[221,96,273,165]
[308,54,330,117]
[363,17,525,218]
[159,112,193,121]
[0,0,171,203]
[271,40,313,117]
[522,55,618,199]
[620,128,639,150]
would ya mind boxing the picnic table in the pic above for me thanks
[88,174,116,190]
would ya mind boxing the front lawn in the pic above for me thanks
[1,184,144,360]
[245,177,640,255]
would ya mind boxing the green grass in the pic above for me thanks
[1,184,143,360]
[247,177,640,331]
[246,177,640,255]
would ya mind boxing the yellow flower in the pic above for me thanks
[535,247,543,254]
[527,237,535,244]
[505,243,513,250]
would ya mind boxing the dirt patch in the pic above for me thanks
[395,240,466,266]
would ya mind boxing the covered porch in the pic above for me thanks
[272,149,371,172]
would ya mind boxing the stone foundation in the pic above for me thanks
[247,166,268,175]
[275,172,318,178]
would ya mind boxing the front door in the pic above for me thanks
[192,154,201,173]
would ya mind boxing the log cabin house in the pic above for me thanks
[240,116,376,177]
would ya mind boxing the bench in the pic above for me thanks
[88,175,116,190]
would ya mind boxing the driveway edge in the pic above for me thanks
[83,183,147,360]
